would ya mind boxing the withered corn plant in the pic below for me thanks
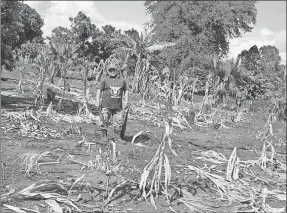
[198,77,213,118]
[155,79,174,111]
[31,50,54,110]
[72,59,97,116]
[256,111,278,170]
[189,77,198,105]
[112,29,175,94]
[16,151,55,176]
[185,164,257,212]
[48,40,77,111]
[139,119,178,209]
[226,147,240,181]
[13,49,34,93]
[172,75,193,108]
[93,59,106,82]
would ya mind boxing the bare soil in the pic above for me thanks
[1,72,286,213]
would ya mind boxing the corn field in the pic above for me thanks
[1,2,286,212]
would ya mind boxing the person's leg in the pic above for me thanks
[98,108,111,144]
[111,109,126,144]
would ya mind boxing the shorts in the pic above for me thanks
[101,108,125,131]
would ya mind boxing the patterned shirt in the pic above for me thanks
[98,77,127,110]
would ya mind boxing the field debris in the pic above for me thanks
[1,2,286,211]
[2,103,286,212]
[1,99,286,213]
[138,119,178,209]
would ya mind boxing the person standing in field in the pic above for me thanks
[95,61,129,145]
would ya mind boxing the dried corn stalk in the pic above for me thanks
[46,102,53,115]
[195,150,227,164]
[226,147,240,181]
[187,165,256,205]
[77,101,90,116]
[139,119,177,209]
[178,189,214,213]
[257,141,276,170]
[16,181,81,212]
[18,151,53,176]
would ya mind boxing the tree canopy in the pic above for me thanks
[238,45,261,71]
[144,1,257,73]
[259,45,281,71]
[238,45,282,73]
[1,1,44,70]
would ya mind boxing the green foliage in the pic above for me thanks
[102,24,116,37]
[16,40,46,60]
[49,26,75,44]
[1,1,44,70]
[144,1,257,74]
[7,1,285,119]
[234,44,284,105]
[202,55,274,108]
[238,45,261,71]
[239,45,282,73]
[124,28,142,43]
[70,12,93,42]
[259,45,281,71]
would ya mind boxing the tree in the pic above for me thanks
[70,11,95,43]
[68,13,121,62]
[48,26,75,44]
[124,28,141,42]
[259,45,281,71]
[1,1,44,70]
[102,24,116,37]
[238,45,261,72]
[144,1,257,75]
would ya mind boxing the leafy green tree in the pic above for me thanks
[259,45,281,71]
[70,11,96,43]
[102,24,116,37]
[48,26,75,44]
[124,28,141,42]
[144,1,257,75]
[69,12,121,62]
[16,39,46,60]
[238,45,261,71]
[1,1,44,70]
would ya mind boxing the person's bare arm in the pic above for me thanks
[95,89,101,108]
[123,90,129,108]
[123,80,129,108]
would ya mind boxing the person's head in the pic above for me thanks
[106,63,119,78]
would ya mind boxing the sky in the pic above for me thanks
[25,1,286,64]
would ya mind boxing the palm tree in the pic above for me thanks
[205,55,243,107]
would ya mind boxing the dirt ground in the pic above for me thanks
[1,72,286,213]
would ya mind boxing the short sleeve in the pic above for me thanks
[98,79,105,91]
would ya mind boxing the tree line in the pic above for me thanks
[1,1,286,110]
